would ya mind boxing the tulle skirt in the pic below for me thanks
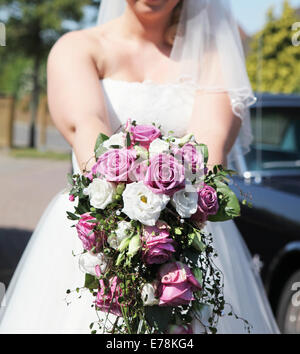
[0,190,280,334]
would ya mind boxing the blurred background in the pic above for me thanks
[0,0,299,333]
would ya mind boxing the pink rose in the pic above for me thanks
[167,324,193,334]
[144,154,185,196]
[158,262,201,306]
[142,221,176,265]
[173,143,204,175]
[131,124,161,149]
[76,213,106,252]
[192,184,219,222]
[91,148,137,183]
[85,170,94,181]
[69,194,75,202]
[95,276,123,316]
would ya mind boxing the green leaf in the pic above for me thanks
[95,145,108,159]
[145,306,173,332]
[126,132,131,148]
[198,144,209,164]
[66,211,79,220]
[192,268,203,285]
[191,231,206,253]
[84,274,99,290]
[208,181,240,222]
[94,133,109,154]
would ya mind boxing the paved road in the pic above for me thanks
[0,153,71,287]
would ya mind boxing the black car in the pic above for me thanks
[230,93,300,334]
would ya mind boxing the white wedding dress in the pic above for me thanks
[0,78,279,334]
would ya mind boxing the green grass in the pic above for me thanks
[9,148,70,160]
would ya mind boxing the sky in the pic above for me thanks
[83,1,300,34]
[1,1,299,35]
[231,0,300,35]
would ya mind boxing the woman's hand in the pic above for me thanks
[187,91,241,169]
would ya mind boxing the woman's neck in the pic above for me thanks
[119,6,171,47]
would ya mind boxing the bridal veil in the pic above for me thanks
[97,0,256,161]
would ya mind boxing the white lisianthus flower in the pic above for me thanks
[83,178,115,209]
[149,138,170,158]
[122,182,170,226]
[108,221,132,250]
[78,252,108,276]
[171,186,198,218]
[102,132,125,149]
[141,283,159,306]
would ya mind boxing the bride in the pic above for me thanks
[0,0,279,334]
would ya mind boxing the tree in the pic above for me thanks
[0,0,97,148]
[247,0,300,94]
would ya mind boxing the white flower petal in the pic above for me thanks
[102,132,125,149]
[78,252,107,276]
[171,188,198,218]
[141,283,159,306]
[122,182,170,226]
[84,178,115,210]
[149,139,170,158]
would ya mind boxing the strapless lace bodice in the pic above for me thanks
[72,78,196,173]
[102,78,196,136]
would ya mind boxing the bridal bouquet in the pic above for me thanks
[66,119,245,334]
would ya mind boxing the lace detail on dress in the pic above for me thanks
[101,78,195,137]
[100,78,253,162]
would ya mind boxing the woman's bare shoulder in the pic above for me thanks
[49,22,118,58]
[48,29,98,62]
[47,23,118,77]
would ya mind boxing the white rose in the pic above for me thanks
[149,138,170,158]
[78,252,108,276]
[141,283,159,306]
[108,221,132,250]
[171,186,198,218]
[83,178,115,209]
[122,181,170,226]
[102,132,125,149]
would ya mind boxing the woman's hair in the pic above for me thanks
[165,0,183,46]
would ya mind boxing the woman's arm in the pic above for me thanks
[187,91,241,168]
[47,31,111,171]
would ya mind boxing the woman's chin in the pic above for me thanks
[136,2,165,13]
[129,0,178,17]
